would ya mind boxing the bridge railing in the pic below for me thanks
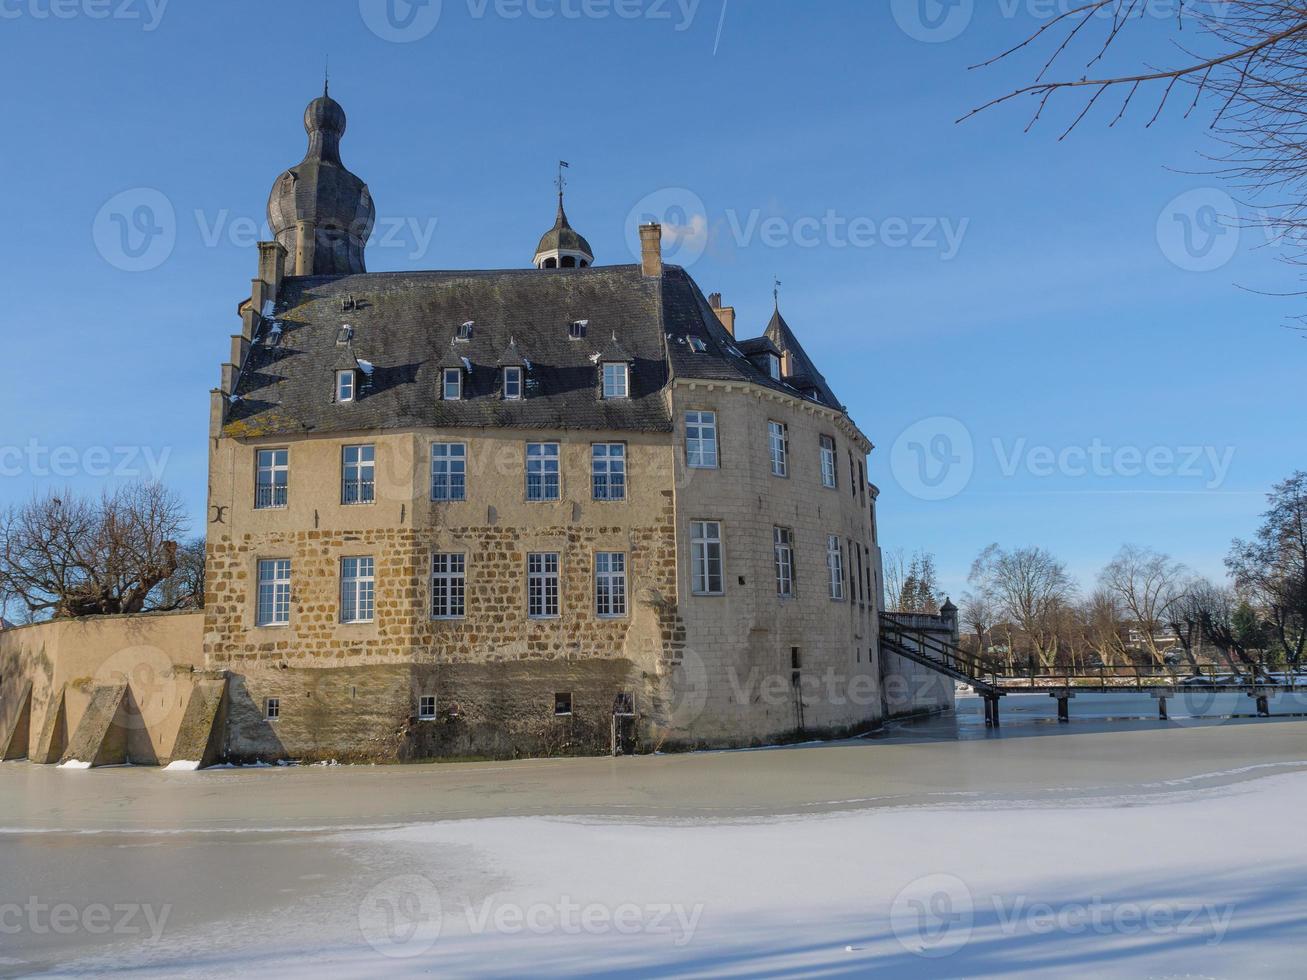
[879,616,1006,688]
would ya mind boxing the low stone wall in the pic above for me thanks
[0,611,206,765]
[879,611,959,720]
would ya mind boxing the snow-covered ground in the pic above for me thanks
[4,714,1307,977]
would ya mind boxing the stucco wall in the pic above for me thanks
[0,611,206,763]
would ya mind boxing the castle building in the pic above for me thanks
[199,89,905,760]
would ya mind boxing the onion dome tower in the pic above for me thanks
[533,183,594,270]
[267,84,376,277]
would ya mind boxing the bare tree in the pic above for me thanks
[969,544,1077,668]
[883,549,943,613]
[882,547,907,612]
[0,485,187,620]
[970,1,1307,326]
[1227,470,1307,664]
[1081,587,1129,668]
[155,536,206,612]
[960,588,997,654]
[1101,545,1186,666]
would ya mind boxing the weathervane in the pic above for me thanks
[773,276,782,309]
[556,160,570,198]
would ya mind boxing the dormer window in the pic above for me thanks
[503,366,523,400]
[443,368,462,401]
[766,353,781,381]
[688,336,707,353]
[336,370,356,403]
[570,320,588,340]
[602,362,629,399]
[457,321,474,342]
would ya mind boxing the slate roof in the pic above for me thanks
[225,264,851,439]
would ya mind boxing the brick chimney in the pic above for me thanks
[709,291,736,337]
[640,223,663,278]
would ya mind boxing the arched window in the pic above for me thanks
[543,257,557,269]
[561,256,577,268]
[580,260,589,268]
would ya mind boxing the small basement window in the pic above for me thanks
[418,695,437,721]
[265,697,280,720]
[336,370,356,404]
[443,368,462,401]
[554,692,573,716]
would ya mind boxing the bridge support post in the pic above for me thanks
[983,693,1002,729]
[1152,691,1174,722]
[1251,691,1271,717]
[1049,690,1075,723]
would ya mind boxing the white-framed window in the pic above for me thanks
[595,552,628,618]
[768,421,788,478]
[340,556,375,624]
[265,697,280,720]
[342,444,375,505]
[431,443,467,501]
[526,442,561,501]
[503,366,523,400]
[591,443,626,501]
[431,553,466,619]
[690,521,724,596]
[820,435,837,489]
[602,362,629,399]
[827,535,846,601]
[256,559,291,627]
[442,367,462,400]
[774,526,795,598]
[554,692,573,716]
[457,320,474,341]
[527,552,561,619]
[418,695,437,721]
[766,353,781,380]
[255,448,289,510]
[336,369,356,403]
[685,411,718,469]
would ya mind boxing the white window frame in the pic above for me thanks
[336,369,356,404]
[443,368,462,401]
[774,526,795,598]
[340,556,375,624]
[591,443,627,501]
[265,697,280,721]
[341,444,375,505]
[595,552,628,618]
[527,552,561,619]
[418,695,437,721]
[827,535,846,601]
[503,366,523,400]
[430,553,466,620]
[767,353,781,380]
[602,362,629,399]
[820,435,837,489]
[685,411,719,469]
[255,448,289,510]
[526,442,561,501]
[690,521,724,596]
[430,443,467,501]
[769,421,789,478]
[256,559,291,627]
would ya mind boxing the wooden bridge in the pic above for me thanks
[879,613,1305,727]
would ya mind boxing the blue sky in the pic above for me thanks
[0,0,1301,601]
